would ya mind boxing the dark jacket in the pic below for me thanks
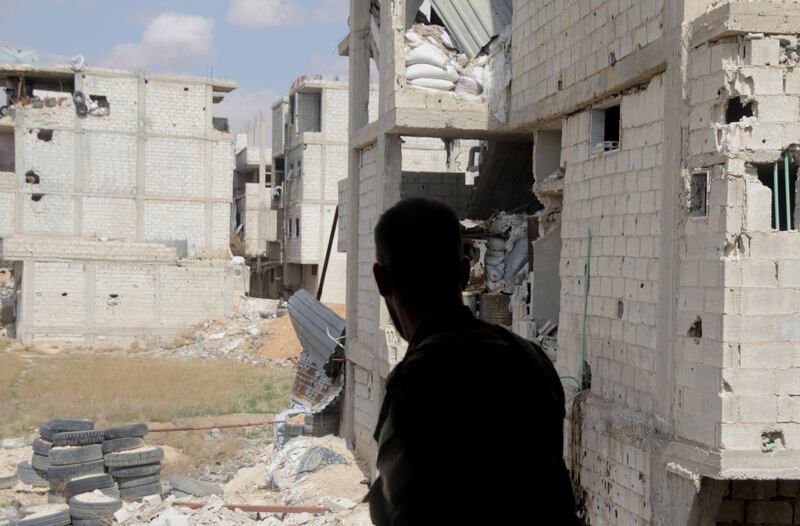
[367,306,579,525]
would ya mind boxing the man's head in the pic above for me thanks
[373,199,470,338]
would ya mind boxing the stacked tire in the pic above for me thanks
[36,419,106,503]
[68,490,123,525]
[9,504,71,526]
[103,425,162,502]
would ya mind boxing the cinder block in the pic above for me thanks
[731,479,778,500]
[778,260,800,287]
[746,500,793,523]
[787,69,800,95]
[746,38,781,67]
[737,395,778,422]
[755,95,800,123]
[716,499,744,522]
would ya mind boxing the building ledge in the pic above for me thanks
[693,2,800,48]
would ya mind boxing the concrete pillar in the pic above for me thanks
[342,0,372,444]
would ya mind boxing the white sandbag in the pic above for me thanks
[475,54,490,67]
[408,78,455,91]
[406,43,450,69]
[467,65,485,85]
[406,63,459,82]
[455,76,483,96]
[405,30,425,48]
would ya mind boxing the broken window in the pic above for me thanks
[689,170,709,217]
[88,95,110,116]
[725,97,754,123]
[755,154,797,231]
[590,104,621,156]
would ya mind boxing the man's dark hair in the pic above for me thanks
[374,198,463,307]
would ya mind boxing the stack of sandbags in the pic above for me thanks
[404,24,487,96]
[103,425,163,502]
[36,419,106,503]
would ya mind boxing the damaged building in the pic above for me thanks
[340,0,800,524]
[0,64,241,344]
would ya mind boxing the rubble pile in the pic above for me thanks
[155,300,300,366]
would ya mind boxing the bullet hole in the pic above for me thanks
[109,293,119,299]
[37,129,53,141]
[688,317,703,340]
[31,194,44,202]
[609,51,617,66]
[61,292,68,297]
[725,97,754,123]
[617,300,624,318]
[761,430,784,453]
[183,87,189,92]
[640,283,645,288]
[25,170,40,184]
[723,380,732,392]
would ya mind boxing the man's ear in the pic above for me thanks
[373,263,393,298]
[458,256,471,291]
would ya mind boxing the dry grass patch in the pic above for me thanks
[0,354,295,437]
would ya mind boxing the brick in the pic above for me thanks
[716,499,744,522]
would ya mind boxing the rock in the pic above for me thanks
[113,507,131,523]
[321,496,358,512]
[1,438,25,449]
[283,512,313,525]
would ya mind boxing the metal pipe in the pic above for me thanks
[785,152,793,230]
[149,420,275,433]
[317,206,339,301]
[774,161,781,229]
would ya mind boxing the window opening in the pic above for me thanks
[295,218,300,237]
[689,170,709,217]
[755,153,797,231]
[590,104,621,155]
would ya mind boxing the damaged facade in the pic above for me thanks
[341,0,800,524]
[0,65,240,344]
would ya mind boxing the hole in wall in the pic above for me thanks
[761,430,785,452]
[688,317,703,340]
[617,300,624,318]
[61,292,68,297]
[31,193,44,202]
[725,97,754,123]
[109,294,119,299]
[37,129,53,142]
[689,170,709,217]
[25,170,40,185]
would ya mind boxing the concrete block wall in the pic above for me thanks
[716,480,800,525]
[684,34,800,466]
[1,68,237,343]
[8,69,234,258]
[558,75,665,525]
[400,171,473,217]
[510,0,665,114]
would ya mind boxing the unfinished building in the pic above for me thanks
[0,65,241,344]
[340,0,800,524]
[268,76,469,305]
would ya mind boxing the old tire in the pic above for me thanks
[168,475,222,497]
[17,461,48,488]
[33,438,53,456]
[71,520,113,526]
[31,454,50,473]
[46,460,104,483]
[102,437,143,454]
[68,493,122,520]
[14,504,71,526]
[47,419,93,431]
[48,445,103,466]
[103,424,148,440]
[116,474,160,489]
[108,463,160,478]
[119,481,161,501]
[104,446,163,467]
[52,430,104,446]
[65,474,113,500]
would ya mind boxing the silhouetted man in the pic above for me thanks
[367,198,578,525]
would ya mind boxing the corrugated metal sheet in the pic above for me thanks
[430,0,512,57]
[287,289,346,412]
[288,289,345,370]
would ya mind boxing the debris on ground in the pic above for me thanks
[155,310,303,366]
